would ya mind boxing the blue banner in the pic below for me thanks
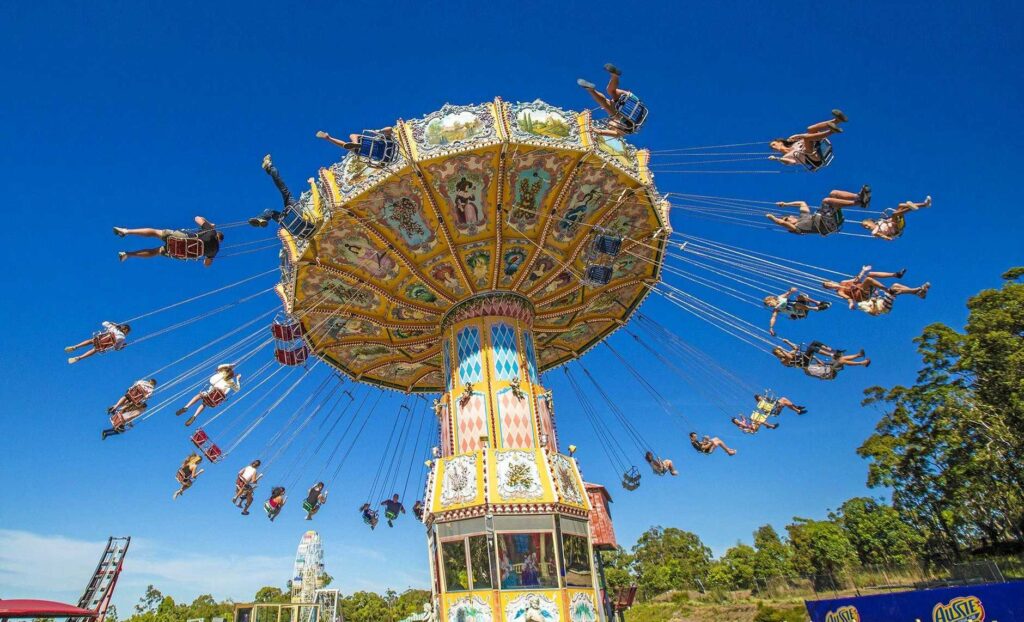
[805,580,1024,622]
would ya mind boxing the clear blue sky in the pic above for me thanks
[1,0,1021,612]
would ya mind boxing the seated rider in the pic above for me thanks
[768,110,847,168]
[115,216,222,267]
[232,459,263,516]
[732,415,778,434]
[822,265,930,315]
[108,378,157,414]
[861,196,931,240]
[316,127,395,158]
[764,287,831,336]
[247,155,316,239]
[265,486,287,522]
[173,453,204,500]
[381,494,406,528]
[765,186,869,236]
[644,451,679,476]
[303,482,327,520]
[754,392,807,416]
[412,499,425,521]
[801,342,871,380]
[66,321,131,365]
[689,432,736,456]
[577,63,645,137]
[175,363,241,427]
[359,503,380,530]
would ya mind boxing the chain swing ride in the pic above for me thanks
[73,64,934,622]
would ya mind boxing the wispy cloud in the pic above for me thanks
[0,530,291,613]
[0,530,430,613]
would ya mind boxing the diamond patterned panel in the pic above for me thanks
[455,392,487,453]
[522,330,539,383]
[456,327,482,384]
[490,322,520,381]
[497,387,534,449]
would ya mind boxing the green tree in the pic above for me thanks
[135,586,164,615]
[339,591,389,622]
[253,587,288,604]
[859,268,1024,559]
[830,497,924,566]
[786,518,858,588]
[752,525,791,580]
[599,546,635,593]
[718,544,756,590]
[630,526,712,600]
[393,589,431,619]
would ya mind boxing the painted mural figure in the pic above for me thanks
[454,177,483,225]
[340,236,396,278]
[383,195,433,248]
[503,248,527,276]
[559,186,602,235]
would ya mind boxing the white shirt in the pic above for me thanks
[239,465,258,483]
[209,370,240,395]
[102,321,127,349]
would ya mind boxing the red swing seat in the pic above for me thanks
[275,345,310,366]
[613,586,638,611]
[125,384,151,405]
[165,236,205,259]
[190,429,223,462]
[200,387,227,408]
[271,320,304,340]
[92,332,118,351]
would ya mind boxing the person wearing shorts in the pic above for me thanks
[115,216,223,266]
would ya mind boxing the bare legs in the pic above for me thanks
[175,394,206,426]
[834,349,871,368]
[889,282,930,298]
[661,458,679,476]
[708,437,737,456]
[776,397,806,414]
[65,339,99,364]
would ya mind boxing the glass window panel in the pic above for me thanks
[468,535,493,589]
[436,517,487,539]
[497,532,558,589]
[441,539,469,592]
[492,515,554,532]
[560,517,589,536]
[562,534,593,587]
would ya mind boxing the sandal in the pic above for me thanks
[604,63,622,76]
[577,78,595,89]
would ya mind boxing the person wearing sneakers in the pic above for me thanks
[765,185,870,237]
[175,363,241,427]
[65,321,130,364]
[754,393,807,416]
[644,451,679,476]
[861,196,932,240]
[689,432,737,456]
[247,155,316,239]
[764,287,832,336]
[577,63,645,137]
[114,216,223,266]
[232,460,263,515]
[769,109,848,167]
[822,265,930,314]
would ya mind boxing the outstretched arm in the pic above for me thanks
[768,310,779,336]
[316,131,353,150]
[195,216,215,229]
[776,201,807,209]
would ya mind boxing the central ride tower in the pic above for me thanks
[279,97,670,621]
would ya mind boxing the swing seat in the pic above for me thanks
[201,387,227,408]
[880,209,907,238]
[175,470,190,485]
[110,404,145,429]
[362,510,379,525]
[271,319,305,340]
[594,234,623,256]
[816,204,845,235]
[190,429,223,462]
[275,345,310,366]
[356,131,399,167]
[621,466,641,491]
[126,383,152,405]
[585,265,613,286]
[803,139,834,172]
[164,235,205,260]
[385,509,399,521]
[302,500,318,513]
[613,93,648,133]
[92,332,119,351]
[613,586,638,611]
[280,209,317,240]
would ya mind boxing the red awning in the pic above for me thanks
[0,599,97,618]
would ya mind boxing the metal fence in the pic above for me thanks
[749,555,1024,601]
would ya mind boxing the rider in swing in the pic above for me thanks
[764,287,831,336]
[359,503,380,529]
[175,363,241,427]
[577,63,646,137]
[66,321,130,365]
[174,453,204,499]
[247,155,316,239]
[381,494,406,528]
[765,186,870,236]
[114,216,223,266]
[644,451,679,476]
[303,482,327,520]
